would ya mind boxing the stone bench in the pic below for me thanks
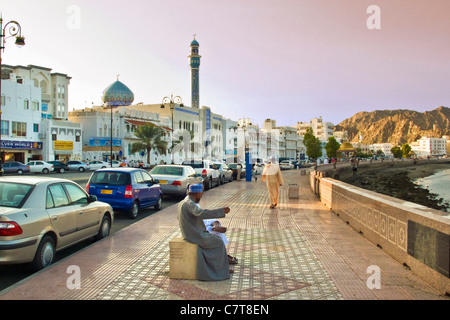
[169,237,198,279]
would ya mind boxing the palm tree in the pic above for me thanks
[130,124,168,165]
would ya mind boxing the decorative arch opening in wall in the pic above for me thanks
[32,72,50,93]
[40,80,48,93]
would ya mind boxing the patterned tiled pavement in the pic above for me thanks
[0,170,448,301]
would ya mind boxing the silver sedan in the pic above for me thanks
[0,176,113,270]
[149,165,203,197]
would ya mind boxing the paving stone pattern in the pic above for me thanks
[0,170,447,300]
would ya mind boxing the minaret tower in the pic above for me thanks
[188,35,201,108]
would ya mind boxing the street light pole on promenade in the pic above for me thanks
[0,15,25,171]
[238,117,253,182]
[161,94,182,164]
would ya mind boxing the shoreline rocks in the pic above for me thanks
[341,163,450,212]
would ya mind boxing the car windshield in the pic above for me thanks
[150,166,183,176]
[89,171,131,185]
[0,182,33,208]
[228,164,237,169]
[182,161,204,169]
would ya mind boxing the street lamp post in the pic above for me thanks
[0,15,25,171]
[161,94,182,164]
[238,118,253,182]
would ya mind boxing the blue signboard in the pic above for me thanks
[89,137,121,147]
[1,140,43,149]
[205,108,211,145]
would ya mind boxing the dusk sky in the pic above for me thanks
[2,0,449,127]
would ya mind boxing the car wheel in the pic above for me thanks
[60,168,65,173]
[208,178,212,189]
[79,167,85,172]
[17,169,23,175]
[154,196,163,210]
[32,235,55,270]
[43,168,49,174]
[128,201,139,219]
[95,215,111,240]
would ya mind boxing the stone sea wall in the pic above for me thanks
[310,165,450,295]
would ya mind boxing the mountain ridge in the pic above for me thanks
[334,106,450,145]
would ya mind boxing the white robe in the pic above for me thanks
[177,196,230,281]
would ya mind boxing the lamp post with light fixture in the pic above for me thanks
[0,15,25,172]
[237,117,253,182]
[161,94,182,164]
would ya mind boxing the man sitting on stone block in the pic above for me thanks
[177,184,232,280]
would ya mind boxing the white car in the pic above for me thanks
[26,161,54,174]
[88,161,111,170]
[280,160,294,170]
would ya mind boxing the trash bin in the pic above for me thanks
[288,184,299,199]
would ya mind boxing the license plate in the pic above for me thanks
[159,180,167,184]
[101,189,113,194]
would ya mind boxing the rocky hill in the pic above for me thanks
[334,106,450,145]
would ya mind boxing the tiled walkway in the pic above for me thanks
[0,170,448,300]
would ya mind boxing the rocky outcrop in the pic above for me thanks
[334,106,450,145]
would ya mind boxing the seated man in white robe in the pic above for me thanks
[177,184,232,281]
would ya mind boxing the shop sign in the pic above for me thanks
[54,141,74,150]
[1,140,43,150]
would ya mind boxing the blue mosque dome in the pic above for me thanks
[102,79,134,106]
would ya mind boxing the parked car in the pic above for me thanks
[66,160,90,172]
[47,160,69,173]
[88,160,111,170]
[214,162,233,184]
[26,160,54,174]
[86,168,163,219]
[182,159,220,190]
[280,160,294,170]
[252,163,264,175]
[130,160,151,169]
[0,176,113,270]
[2,161,30,175]
[149,165,203,197]
[110,160,122,168]
[228,163,246,180]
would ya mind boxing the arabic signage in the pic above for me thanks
[54,141,73,150]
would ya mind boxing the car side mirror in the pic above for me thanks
[88,195,97,203]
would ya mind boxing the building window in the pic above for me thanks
[12,121,26,137]
[1,120,9,136]
[33,123,39,133]
[1,95,5,106]
[52,133,57,141]
[75,135,80,142]
[32,101,40,111]
[24,99,29,110]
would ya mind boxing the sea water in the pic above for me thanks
[414,168,450,210]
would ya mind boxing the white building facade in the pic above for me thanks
[410,137,447,158]
[1,64,82,162]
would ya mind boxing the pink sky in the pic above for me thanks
[2,0,449,126]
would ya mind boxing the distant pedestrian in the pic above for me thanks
[351,157,358,176]
[262,156,284,209]
[252,164,257,182]
[237,163,242,181]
